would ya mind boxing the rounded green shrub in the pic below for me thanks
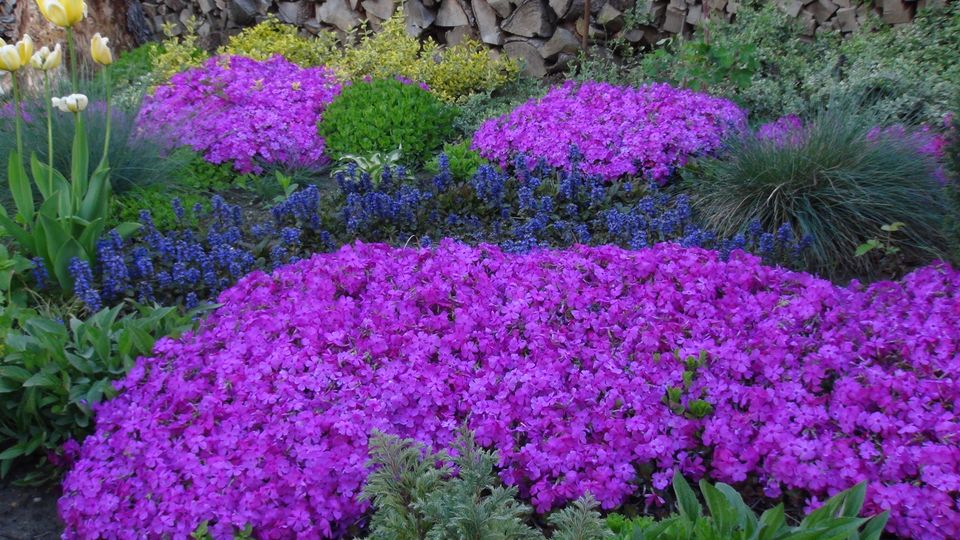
[318,78,457,166]
[683,106,949,280]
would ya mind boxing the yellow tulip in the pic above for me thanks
[16,35,34,65]
[90,33,113,66]
[36,0,87,28]
[0,42,22,72]
[52,93,88,113]
[30,43,62,71]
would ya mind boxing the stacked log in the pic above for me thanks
[1,0,942,77]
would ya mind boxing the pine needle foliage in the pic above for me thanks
[361,428,610,539]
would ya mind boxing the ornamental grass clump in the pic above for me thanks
[684,106,949,279]
[471,81,745,183]
[60,241,960,539]
[138,55,341,174]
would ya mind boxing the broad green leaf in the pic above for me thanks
[52,238,84,291]
[0,365,34,383]
[859,511,889,540]
[840,482,866,518]
[0,213,35,254]
[673,470,702,523]
[30,152,54,199]
[755,504,785,540]
[7,151,34,222]
[23,371,60,389]
[854,243,876,257]
[700,479,738,534]
[0,445,26,461]
[71,114,90,197]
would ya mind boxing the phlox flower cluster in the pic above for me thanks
[138,55,341,174]
[60,241,959,539]
[471,81,745,183]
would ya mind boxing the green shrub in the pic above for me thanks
[0,303,208,477]
[109,42,160,102]
[454,77,546,137]
[151,17,208,82]
[426,141,488,181]
[333,14,520,103]
[609,471,888,540]
[361,428,610,539]
[683,105,948,280]
[218,15,339,67]
[624,1,959,125]
[318,78,457,166]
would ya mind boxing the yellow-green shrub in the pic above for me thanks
[333,14,519,102]
[218,15,340,67]
[427,39,519,102]
[151,17,208,81]
[335,16,427,82]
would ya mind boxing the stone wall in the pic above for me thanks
[1,0,948,77]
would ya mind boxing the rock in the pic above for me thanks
[473,0,505,44]
[662,5,684,33]
[809,0,837,23]
[685,3,701,25]
[361,0,394,19]
[503,38,547,76]
[881,0,911,24]
[798,9,816,36]
[179,6,194,25]
[488,0,513,17]
[228,0,256,24]
[437,0,469,26]
[780,0,803,17]
[547,51,575,73]
[501,0,554,37]
[316,0,359,31]
[548,0,571,18]
[835,5,856,31]
[404,0,435,35]
[445,24,474,44]
[277,1,308,24]
[597,2,621,25]
[539,25,578,57]
[198,0,215,13]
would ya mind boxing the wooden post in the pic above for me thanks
[582,0,590,53]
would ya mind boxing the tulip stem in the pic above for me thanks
[66,27,78,92]
[101,66,111,165]
[44,71,54,192]
[11,73,23,166]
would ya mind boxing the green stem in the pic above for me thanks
[101,67,111,164]
[11,74,23,164]
[66,27,78,92]
[44,72,54,192]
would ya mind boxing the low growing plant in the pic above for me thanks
[318,78,457,166]
[0,301,206,477]
[139,55,342,174]
[426,140,487,182]
[609,471,888,540]
[362,428,610,538]
[59,241,960,538]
